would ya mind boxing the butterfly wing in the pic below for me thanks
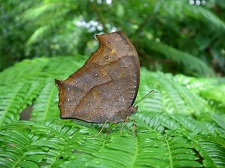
[55,32,140,123]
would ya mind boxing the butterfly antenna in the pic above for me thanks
[134,90,157,106]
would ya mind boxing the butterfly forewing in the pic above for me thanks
[55,32,140,123]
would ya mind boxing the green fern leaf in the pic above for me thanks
[31,78,59,121]
[0,82,30,126]
[0,56,224,167]
[194,135,225,168]
[149,41,214,76]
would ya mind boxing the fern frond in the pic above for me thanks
[0,56,224,167]
[0,56,85,125]
[169,114,204,134]
[174,75,225,113]
[160,1,225,32]
[21,2,75,46]
[0,58,49,85]
[194,135,225,168]
[31,78,59,121]
[140,70,210,116]
[210,113,225,132]
[0,121,205,168]
[25,18,64,47]
[0,82,31,127]
[209,132,225,147]
[149,41,214,76]
[165,132,202,168]
[0,120,80,168]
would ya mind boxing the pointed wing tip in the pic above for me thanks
[55,79,62,88]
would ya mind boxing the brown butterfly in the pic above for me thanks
[55,32,140,134]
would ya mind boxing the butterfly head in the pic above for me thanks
[129,105,138,115]
[111,106,137,123]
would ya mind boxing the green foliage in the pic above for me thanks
[0,56,225,167]
[1,0,225,75]
[0,0,38,71]
[148,41,214,76]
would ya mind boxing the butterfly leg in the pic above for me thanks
[120,116,136,136]
[94,120,109,137]
[107,123,114,133]
[120,116,130,136]
[131,118,137,136]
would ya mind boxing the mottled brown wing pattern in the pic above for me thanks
[55,32,140,123]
